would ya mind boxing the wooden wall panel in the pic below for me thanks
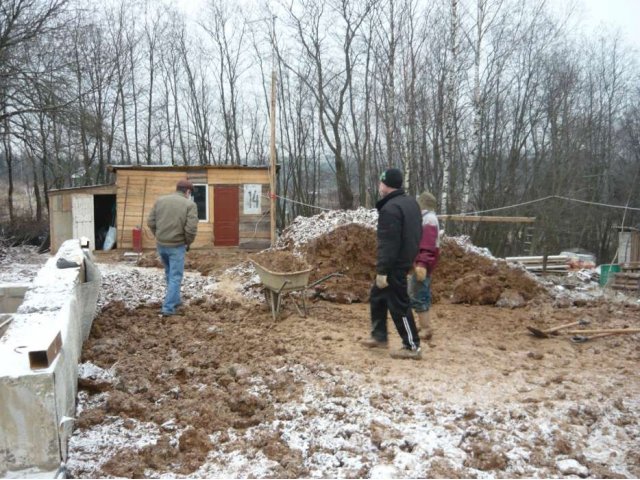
[206,170,270,185]
[115,169,272,250]
[50,210,72,253]
[238,183,271,246]
[116,171,184,249]
[187,170,207,184]
[47,185,116,252]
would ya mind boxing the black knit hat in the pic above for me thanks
[380,168,403,189]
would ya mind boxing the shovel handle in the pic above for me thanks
[566,328,640,335]
[571,331,636,343]
[543,318,590,334]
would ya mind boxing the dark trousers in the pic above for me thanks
[369,269,420,350]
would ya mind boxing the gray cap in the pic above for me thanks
[417,191,437,210]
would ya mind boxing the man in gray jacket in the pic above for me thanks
[147,179,198,316]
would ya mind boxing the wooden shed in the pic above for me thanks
[617,227,640,264]
[109,165,272,251]
[48,184,118,253]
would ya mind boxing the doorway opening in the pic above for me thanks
[94,194,116,250]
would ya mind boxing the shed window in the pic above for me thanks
[192,184,208,221]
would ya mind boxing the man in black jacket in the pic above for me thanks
[362,168,423,359]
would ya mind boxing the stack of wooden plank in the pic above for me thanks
[505,255,569,275]
[611,263,640,292]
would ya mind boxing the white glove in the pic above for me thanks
[376,274,388,289]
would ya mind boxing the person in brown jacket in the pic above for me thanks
[147,179,198,316]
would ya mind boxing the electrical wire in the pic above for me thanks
[262,193,333,211]
[454,195,640,216]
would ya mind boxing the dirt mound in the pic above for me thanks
[69,286,640,478]
[136,250,252,276]
[74,298,307,477]
[451,274,503,305]
[276,207,377,251]
[297,226,543,306]
[304,224,376,303]
[69,234,640,478]
[135,252,163,269]
[433,237,545,305]
[251,250,310,272]
[135,216,544,308]
[272,223,544,305]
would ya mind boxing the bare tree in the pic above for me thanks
[281,0,376,209]
[142,7,164,164]
[441,0,459,214]
[0,0,69,123]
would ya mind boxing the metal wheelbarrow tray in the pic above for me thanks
[252,260,313,320]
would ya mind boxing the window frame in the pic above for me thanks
[192,183,209,222]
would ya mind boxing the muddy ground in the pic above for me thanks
[66,240,640,479]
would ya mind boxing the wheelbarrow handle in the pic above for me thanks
[307,272,344,288]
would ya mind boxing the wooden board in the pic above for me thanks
[439,215,536,223]
[72,195,95,251]
[506,255,569,276]
[506,255,568,262]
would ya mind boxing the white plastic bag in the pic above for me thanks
[103,226,117,250]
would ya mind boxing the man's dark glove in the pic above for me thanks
[186,244,190,252]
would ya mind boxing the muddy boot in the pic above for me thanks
[361,337,389,349]
[417,311,433,340]
[389,347,422,360]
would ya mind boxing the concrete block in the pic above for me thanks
[0,374,59,473]
[0,239,101,477]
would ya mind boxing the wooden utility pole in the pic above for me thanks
[269,16,277,246]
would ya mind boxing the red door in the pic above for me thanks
[214,186,239,246]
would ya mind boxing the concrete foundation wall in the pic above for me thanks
[0,284,29,314]
[0,240,101,477]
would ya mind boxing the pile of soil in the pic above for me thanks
[135,250,251,276]
[66,246,640,478]
[433,238,545,305]
[251,250,310,273]
[70,285,640,478]
[295,225,543,306]
[133,220,544,307]
[304,224,376,303]
[74,299,307,478]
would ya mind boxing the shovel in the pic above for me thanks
[527,319,589,339]
[565,328,640,335]
[570,329,640,343]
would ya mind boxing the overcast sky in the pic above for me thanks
[551,0,640,47]
[175,0,640,48]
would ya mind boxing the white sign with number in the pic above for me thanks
[243,184,262,214]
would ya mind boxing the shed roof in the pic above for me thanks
[47,184,116,195]
[108,164,271,172]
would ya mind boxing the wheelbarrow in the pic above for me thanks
[251,260,342,320]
